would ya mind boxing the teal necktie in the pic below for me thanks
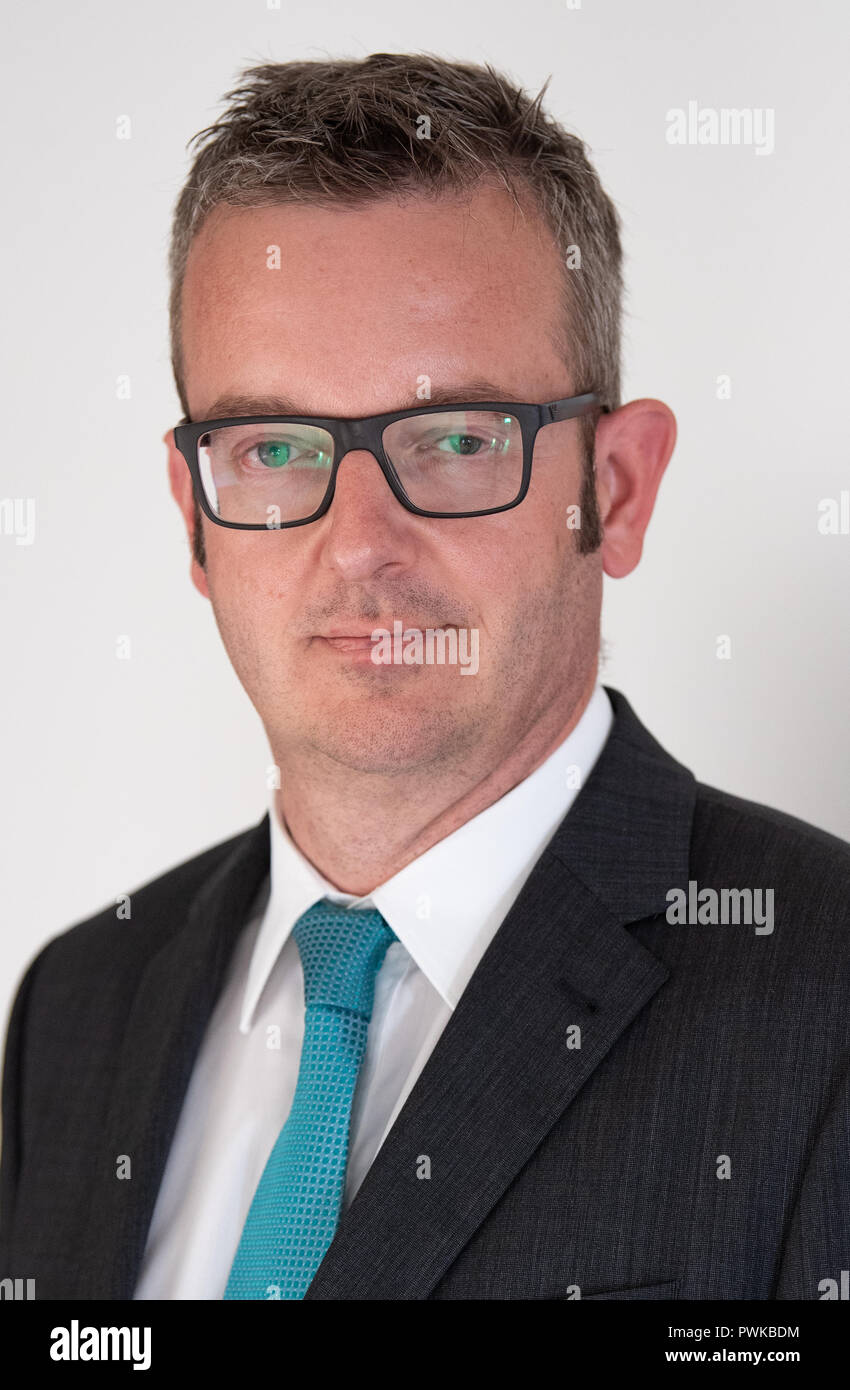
[224,899,397,1300]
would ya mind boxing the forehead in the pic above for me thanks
[180,182,570,417]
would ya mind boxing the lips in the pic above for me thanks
[318,620,454,639]
[314,621,451,657]
[320,635,377,651]
[318,622,440,643]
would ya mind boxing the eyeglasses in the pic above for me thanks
[173,391,606,529]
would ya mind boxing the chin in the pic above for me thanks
[299,703,480,774]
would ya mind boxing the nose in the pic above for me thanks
[316,447,420,582]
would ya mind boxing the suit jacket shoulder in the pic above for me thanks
[689,778,850,939]
[0,816,270,1284]
[25,821,262,978]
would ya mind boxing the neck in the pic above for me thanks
[274,667,599,895]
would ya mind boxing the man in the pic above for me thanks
[1,53,848,1302]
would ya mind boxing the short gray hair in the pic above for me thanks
[168,52,625,561]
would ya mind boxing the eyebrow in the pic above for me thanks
[199,380,523,420]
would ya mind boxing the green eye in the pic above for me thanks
[257,441,291,468]
[439,434,482,456]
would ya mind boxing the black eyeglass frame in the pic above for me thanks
[173,391,608,529]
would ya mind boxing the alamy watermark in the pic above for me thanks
[50,1320,151,1371]
[0,1276,35,1299]
[0,497,35,545]
[666,102,775,156]
[371,620,479,675]
[666,881,774,935]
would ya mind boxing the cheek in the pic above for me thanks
[438,529,540,645]
[206,537,285,605]
[203,551,285,667]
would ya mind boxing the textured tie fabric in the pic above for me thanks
[223,899,397,1300]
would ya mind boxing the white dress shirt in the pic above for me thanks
[133,683,613,1299]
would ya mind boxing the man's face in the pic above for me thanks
[168,183,604,775]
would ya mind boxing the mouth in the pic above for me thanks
[318,634,379,652]
[312,620,453,661]
[312,624,393,660]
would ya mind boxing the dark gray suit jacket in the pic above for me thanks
[2,687,849,1300]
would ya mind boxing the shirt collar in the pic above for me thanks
[239,682,613,1032]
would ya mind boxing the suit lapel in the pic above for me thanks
[81,814,271,1299]
[305,688,696,1298]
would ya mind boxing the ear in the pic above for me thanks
[593,399,677,578]
[165,427,209,599]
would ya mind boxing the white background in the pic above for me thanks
[1,0,848,1035]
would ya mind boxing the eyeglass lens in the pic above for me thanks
[196,410,524,523]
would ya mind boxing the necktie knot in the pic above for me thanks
[293,899,397,1017]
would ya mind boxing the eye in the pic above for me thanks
[239,437,329,470]
[432,431,511,457]
[436,433,485,456]
[255,440,292,468]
